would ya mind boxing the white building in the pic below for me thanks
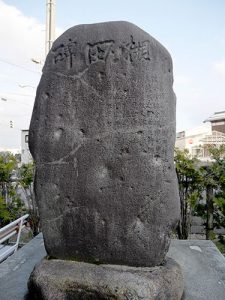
[176,111,225,161]
[21,130,33,165]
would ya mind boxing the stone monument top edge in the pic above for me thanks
[47,20,173,65]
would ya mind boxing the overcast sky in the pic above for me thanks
[0,0,225,151]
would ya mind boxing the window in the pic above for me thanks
[25,135,29,143]
[176,131,185,139]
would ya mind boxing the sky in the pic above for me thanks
[0,0,225,150]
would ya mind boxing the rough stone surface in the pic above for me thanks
[29,21,179,267]
[28,257,184,300]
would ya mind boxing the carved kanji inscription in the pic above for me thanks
[86,40,114,65]
[120,36,151,62]
[53,38,77,69]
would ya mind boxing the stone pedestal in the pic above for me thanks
[28,257,184,300]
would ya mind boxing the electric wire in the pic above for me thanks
[0,58,41,74]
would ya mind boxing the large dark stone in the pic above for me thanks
[28,258,184,300]
[29,21,180,267]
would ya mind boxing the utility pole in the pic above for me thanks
[45,0,56,57]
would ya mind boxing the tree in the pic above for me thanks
[194,145,225,239]
[0,152,25,227]
[174,148,203,239]
[175,146,225,241]
[199,164,216,239]
[0,152,40,236]
[0,196,11,226]
[207,146,225,231]
[0,152,17,202]
[18,163,40,236]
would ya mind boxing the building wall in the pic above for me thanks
[21,130,33,165]
[212,121,225,134]
[175,123,212,160]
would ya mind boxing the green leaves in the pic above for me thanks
[0,195,25,226]
[0,196,11,223]
[0,152,18,185]
[175,148,204,239]
[188,191,199,209]
[207,145,225,162]
[18,163,34,188]
[214,197,225,211]
[175,145,225,239]
[175,148,203,206]
[0,152,29,227]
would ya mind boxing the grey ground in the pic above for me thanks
[0,234,225,300]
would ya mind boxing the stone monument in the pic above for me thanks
[28,21,184,299]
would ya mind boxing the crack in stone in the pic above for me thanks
[36,124,175,166]
[46,70,105,100]
[44,206,85,223]
[79,77,103,99]
[92,123,175,140]
[46,66,89,81]
[36,144,83,166]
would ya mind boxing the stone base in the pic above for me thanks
[28,257,184,300]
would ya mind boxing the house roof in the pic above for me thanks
[204,111,225,122]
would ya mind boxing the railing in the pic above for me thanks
[0,214,29,263]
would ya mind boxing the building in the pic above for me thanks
[176,111,225,161]
[21,130,33,165]
[204,111,225,134]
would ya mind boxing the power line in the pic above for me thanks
[0,111,32,117]
[1,97,33,107]
[1,92,35,97]
[0,75,37,88]
[0,58,41,74]
[18,84,35,89]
